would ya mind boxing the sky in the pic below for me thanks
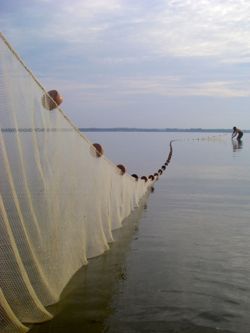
[1,0,250,129]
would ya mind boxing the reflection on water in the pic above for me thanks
[30,194,149,333]
[28,133,250,333]
[232,138,243,153]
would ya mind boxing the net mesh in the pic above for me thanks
[0,33,152,332]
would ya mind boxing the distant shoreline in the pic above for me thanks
[1,128,249,133]
[80,128,250,133]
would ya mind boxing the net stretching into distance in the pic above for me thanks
[0,33,173,332]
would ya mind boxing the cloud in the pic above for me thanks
[34,0,250,69]
[189,80,250,97]
[139,0,250,62]
[118,77,250,97]
[3,0,250,64]
[2,0,250,116]
[42,75,250,101]
[32,0,123,44]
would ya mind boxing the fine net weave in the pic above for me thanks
[0,33,153,332]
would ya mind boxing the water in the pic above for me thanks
[30,132,250,333]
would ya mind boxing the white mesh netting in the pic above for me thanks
[0,33,154,332]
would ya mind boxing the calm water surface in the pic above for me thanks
[31,132,250,333]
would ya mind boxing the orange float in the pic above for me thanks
[141,176,148,182]
[92,143,104,157]
[42,90,63,110]
[117,164,126,175]
[131,174,139,181]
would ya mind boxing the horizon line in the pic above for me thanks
[79,127,250,133]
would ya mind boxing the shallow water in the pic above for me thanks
[30,132,250,333]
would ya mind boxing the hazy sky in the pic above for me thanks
[1,0,249,128]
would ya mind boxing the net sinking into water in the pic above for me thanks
[0,33,160,332]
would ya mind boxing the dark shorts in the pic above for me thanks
[237,132,243,140]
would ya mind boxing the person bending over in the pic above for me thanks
[232,126,243,141]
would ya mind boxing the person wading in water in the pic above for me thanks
[232,126,243,141]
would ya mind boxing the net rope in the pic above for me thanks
[0,33,161,332]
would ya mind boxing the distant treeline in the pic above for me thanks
[80,128,250,133]
[1,128,249,133]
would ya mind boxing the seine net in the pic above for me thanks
[0,33,152,332]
